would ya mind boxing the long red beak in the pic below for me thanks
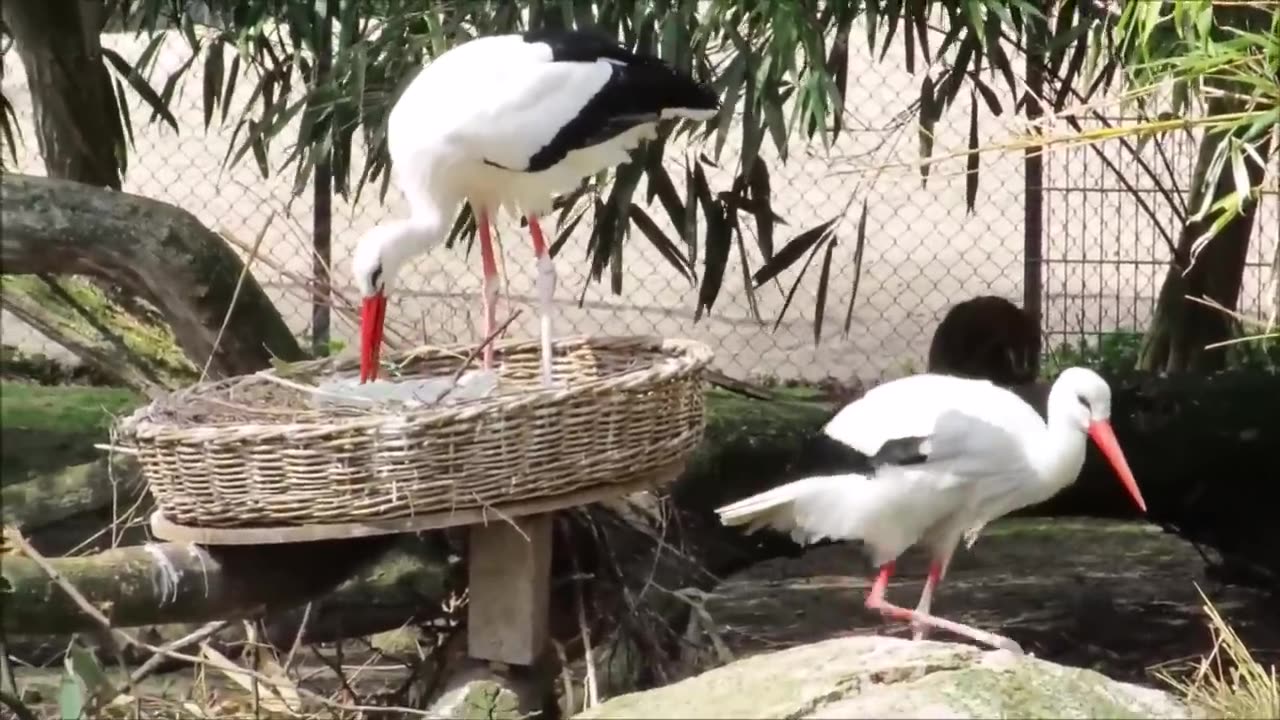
[1087,419,1147,513]
[359,291,387,383]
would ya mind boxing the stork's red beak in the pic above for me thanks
[1087,420,1147,513]
[359,291,387,383]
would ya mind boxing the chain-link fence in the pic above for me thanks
[3,29,1277,384]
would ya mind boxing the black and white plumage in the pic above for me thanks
[352,29,718,385]
[715,367,1148,654]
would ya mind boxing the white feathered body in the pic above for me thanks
[716,374,1089,566]
[386,33,717,222]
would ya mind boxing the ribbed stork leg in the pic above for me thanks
[525,214,556,387]
[865,562,1022,654]
[477,209,499,370]
[911,558,948,641]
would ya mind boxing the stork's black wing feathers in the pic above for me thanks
[867,435,932,468]
[519,28,718,173]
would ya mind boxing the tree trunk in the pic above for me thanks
[1137,98,1277,372]
[0,0,123,189]
[0,174,305,377]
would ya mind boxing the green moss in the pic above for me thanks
[456,680,522,719]
[925,663,1160,718]
[0,275,197,383]
[0,381,143,477]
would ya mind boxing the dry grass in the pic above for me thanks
[1157,585,1279,719]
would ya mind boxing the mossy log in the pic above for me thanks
[0,174,305,378]
[1,458,142,532]
[0,275,196,393]
[1,535,406,634]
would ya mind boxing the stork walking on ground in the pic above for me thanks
[351,29,718,385]
[714,367,1148,654]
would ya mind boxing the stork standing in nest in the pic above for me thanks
[350,29,718,387]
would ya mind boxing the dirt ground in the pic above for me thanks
[690,517,1280,688]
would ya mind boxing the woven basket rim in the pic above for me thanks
[119,334,713,440]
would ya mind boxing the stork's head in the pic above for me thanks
[1050,367,1146,513]
[351,223,419,383]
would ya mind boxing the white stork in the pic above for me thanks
[714,367,1148,654]
[350,29,719,385]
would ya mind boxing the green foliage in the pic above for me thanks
[1042,331,1144,377]
[1043,328,1280,377]
[2,0,1275,341]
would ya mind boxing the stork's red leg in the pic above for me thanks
[864,562,1022,654]
[477,209,499,370]
[526,214,556,387]
[911,559,947,641]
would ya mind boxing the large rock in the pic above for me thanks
[575,636,1194,719]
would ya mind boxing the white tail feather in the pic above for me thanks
[715,472,947,565]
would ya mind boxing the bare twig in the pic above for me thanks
[569,542,599,711]
[283,601,313,675]
[201,212,274,381]
[127,620,229,687]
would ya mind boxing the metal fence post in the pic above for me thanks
[1024,3,1048,373]
[311,0,338,357]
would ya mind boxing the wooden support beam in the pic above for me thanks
[466,514,553,666]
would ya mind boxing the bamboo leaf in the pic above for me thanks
[248,120,270,177]
[696,201,732,319]
[826,10,852,139]
[772,233,829,332]
[903,0,917,73]
[842,198,870,335]
[732,221,763,323]
[813,236,837,344]
[762,85,789,161]
[747,159,774,259]
[202,39,224,130]
[879,0,904,63]
[645,159,687,234]
[221,52,241,126]
[972,75,1003,115]
[113,78,135,150]
[100,47,179,131]
[714,53,748,158]
[551,204,589,258]
[752,217,838,287]
[1053,34,1090,111]
[1229,145,1252,209]
[629,204,692,281]
[919,73,937,186]
[966,91,980,212]
[684,161,701,269]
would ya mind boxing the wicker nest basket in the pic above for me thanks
[117,336,713,529]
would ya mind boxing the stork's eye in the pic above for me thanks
[1076,393,1092,410]
[370,266,384,289]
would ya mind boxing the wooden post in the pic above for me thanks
[466,514,553,666]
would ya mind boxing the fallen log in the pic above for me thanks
[2,458,142,532]
[0,173,305,378]
[1,535,404,634]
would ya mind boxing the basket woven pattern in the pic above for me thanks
[120,336,713,528]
